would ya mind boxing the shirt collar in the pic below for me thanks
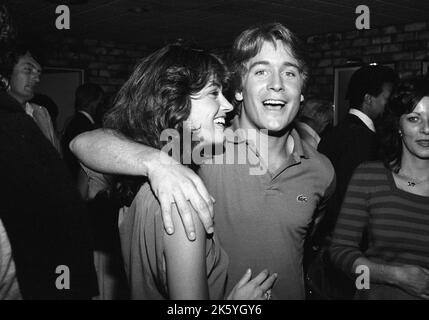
[295,121,321,146]
[78,110,95,125]
[226,115,309,161]
[349,108,375,133]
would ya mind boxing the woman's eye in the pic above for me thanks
[407,116,419,122]
[210,90,220,97]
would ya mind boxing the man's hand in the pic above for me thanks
[394,264,429,299]
[148,153,214,241]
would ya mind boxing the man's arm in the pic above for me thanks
[70,128,214,240]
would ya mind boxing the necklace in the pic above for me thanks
[396,170,429,187]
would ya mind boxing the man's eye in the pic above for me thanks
[210,90,220,97]
[284,71,296,77]
[255,70,267,76]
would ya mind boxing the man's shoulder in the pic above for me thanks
[303,141,335,180]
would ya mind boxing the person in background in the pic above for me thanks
[62,83,104,179]
[0,46,61,153]
[0,4,98,300]
[30,93,59,132]
[318,65,397,241]
[295,98,333,149]
[330,78,429,299]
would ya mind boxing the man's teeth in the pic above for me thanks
[214,117,225,125]
[263,100,286,108]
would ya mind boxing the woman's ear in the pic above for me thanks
[235,91,243,102]
[300,94,304,102]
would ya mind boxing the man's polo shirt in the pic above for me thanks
[199,126,335,300]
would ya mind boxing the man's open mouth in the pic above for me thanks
[262,99,287,110]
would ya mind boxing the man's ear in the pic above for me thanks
[364,93,372,105]
[235,91,243,102]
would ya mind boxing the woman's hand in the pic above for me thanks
[227,269,278,300]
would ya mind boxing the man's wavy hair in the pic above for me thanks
[378,78,429,172]
[229,22,309,113]
[103,42,229,204]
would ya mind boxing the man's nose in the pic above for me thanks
[268,72,284,92]
[32,73,40,83]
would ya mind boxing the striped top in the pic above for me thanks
[330,161,429,277]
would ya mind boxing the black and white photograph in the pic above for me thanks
[1,0,429,310]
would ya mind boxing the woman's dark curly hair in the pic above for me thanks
[378,78,429,172]
[103,42,229,204]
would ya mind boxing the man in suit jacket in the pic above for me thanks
[303,65,397,300]
[62,83,104,179]
[0,7,98,298]
[318,65,397,240]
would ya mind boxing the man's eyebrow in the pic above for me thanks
[23,62,42,72]
[248,60,300,70]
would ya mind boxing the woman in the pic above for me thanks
[103,43,277,300]
[330,78,429,300]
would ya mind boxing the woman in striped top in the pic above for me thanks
[330,78,429,299]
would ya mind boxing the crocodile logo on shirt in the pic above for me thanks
[296,194,308,203]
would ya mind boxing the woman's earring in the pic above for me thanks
[398,130,403,137]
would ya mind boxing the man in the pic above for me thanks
[62,83,104,179]
[71,23,335,299]
[318,65,397,239]
[295,98,333,149]
[0,10,98,299]
[1,46,60,152]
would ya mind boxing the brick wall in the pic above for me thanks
[304,20,429,99]
[40,19,429,101]
[41,35,150,96]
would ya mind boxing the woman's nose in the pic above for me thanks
[220,93,233,113]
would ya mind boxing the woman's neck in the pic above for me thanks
[399,152,429,178]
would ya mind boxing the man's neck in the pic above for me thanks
[7,92,27,108]
[237,115,292,173]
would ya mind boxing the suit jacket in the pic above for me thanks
[0,92,98,299]
[317,113,378,238]
[62,112,96,179]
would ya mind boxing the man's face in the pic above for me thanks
[370,83,393,119]
[9,53,41,104]
[235,40,304,133]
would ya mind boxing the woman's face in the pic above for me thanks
[187,80,233,146]
[400,96,429,160]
